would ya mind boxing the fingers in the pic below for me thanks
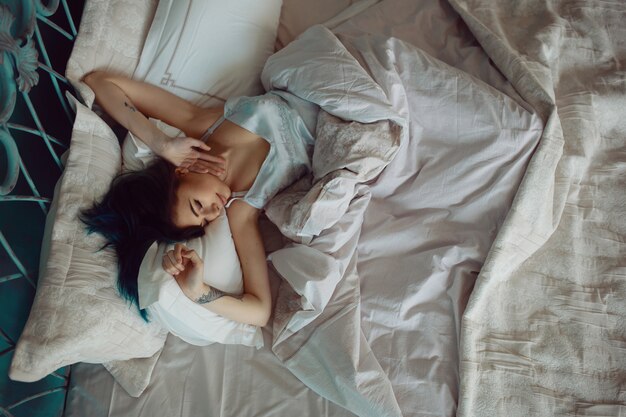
[162,245,187,276]
[163,244,195,276]
[162,254,179,276]
[196,151,226,165]
[188,161,225,176]
[167,251,185,272]
[171,138,226,176]
[188,164,210,174]
[162,256,179,276]
[174,243,186,264]
[181,248,202,266]
[175,160,192,175]
[192,139,212,152]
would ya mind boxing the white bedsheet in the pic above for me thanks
[65,1,545,416]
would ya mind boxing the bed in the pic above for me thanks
[4,0,625,416]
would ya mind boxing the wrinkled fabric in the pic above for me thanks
[446,1,626,416]
[64,1,554,415]
[260,24,539,417]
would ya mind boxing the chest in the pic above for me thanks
[209,120,270,192]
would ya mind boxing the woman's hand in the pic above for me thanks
[162,243,206,300]
[160,136,226,176]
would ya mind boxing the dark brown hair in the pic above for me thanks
[79,158,205,321]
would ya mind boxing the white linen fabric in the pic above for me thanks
[275,0,381,49]
[261,25,539,416]
[132,0,281,105]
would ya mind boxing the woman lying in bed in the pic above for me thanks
[80,71,313,328]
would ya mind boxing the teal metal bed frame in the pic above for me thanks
[0,1,84,416]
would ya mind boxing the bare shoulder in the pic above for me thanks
[226,200,260,226]
[186,106,225,139]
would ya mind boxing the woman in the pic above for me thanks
[80,71,313,327]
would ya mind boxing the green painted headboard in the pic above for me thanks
[0,1,84,416]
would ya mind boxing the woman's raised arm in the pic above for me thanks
[82,71,222,170]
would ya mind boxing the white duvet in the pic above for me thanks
[255,24,541,416]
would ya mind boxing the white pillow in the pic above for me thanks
[132,0,282,106]
[122,0,282,170]
[137,214,263,347]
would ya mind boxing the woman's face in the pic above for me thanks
[172,171,232,228]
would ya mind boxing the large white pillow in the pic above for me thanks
[9,0,165,399]
[132,0,282,106]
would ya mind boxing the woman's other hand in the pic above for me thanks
[160,136,226,175]
[162,243,206,299]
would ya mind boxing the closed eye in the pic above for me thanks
[189,199,199,217]
[196,200,210,227]
[189,199,206,227]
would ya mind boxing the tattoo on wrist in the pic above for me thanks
[124,101,137,112]
[195,286,244,304]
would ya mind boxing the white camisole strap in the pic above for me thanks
[199,114,226,142]
[225,191,248,208]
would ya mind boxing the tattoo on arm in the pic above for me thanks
[195,286,244,304]
[124,101,137,112]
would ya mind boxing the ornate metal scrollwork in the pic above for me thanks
[0,0,59,195]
